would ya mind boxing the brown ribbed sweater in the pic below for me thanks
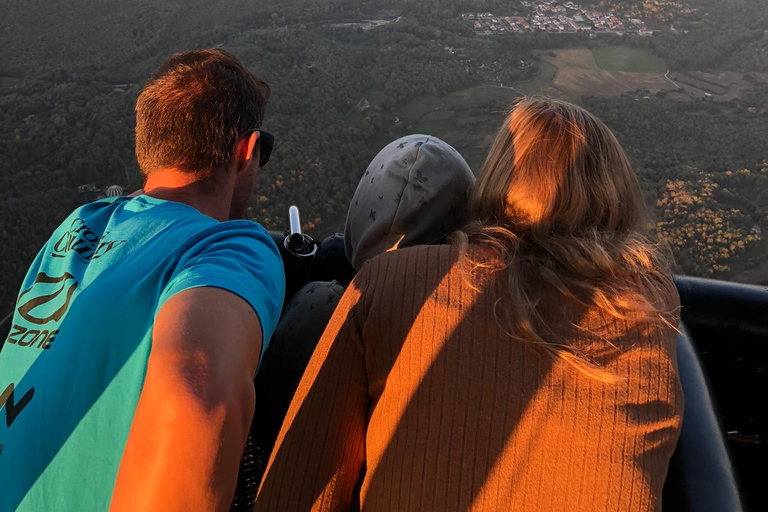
[255,244,683,512]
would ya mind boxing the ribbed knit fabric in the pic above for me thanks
[254,244,683,512]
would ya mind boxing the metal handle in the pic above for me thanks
[284,205,318,258]
[287,205,305,252]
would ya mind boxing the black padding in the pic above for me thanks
[267,231,357,301]
[663,323,744,512]
[675,276,768,338]
[267,230,314,304]
[312,234,356,287]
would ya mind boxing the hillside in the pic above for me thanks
[1,0,768,309]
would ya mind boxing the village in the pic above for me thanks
[461,0,653,36]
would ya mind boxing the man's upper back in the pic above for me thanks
[0,195,284,512]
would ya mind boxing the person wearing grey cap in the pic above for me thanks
[248,134,475,492]
[344,134,475,269]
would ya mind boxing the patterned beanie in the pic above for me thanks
[344,134,475,270]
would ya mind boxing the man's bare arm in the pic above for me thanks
[110,287,262,512]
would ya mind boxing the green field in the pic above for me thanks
[592,46,666,73]
[513,61,558,95]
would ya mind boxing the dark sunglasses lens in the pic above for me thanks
[259,133,274,167]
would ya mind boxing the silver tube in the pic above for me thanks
[288,205,302,236]
[287,206,305,252]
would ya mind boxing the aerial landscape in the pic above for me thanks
[1,0,768,309]
[0,1,766,510]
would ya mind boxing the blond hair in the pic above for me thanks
[455,98,676,382]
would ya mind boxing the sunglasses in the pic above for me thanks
[239,129,274,167]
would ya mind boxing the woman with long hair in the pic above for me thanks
[255,99,683,512]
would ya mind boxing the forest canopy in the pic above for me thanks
[1,0,767,309]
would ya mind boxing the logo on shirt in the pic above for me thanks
[17,272,78,325]
[0,383,34,428]
[52,218,125,262]
[5,272,74,351]
[52,218,100,262]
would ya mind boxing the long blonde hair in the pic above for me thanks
[455,98,675,382]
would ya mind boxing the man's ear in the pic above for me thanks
[232,132,260,174]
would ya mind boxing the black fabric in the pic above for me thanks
[268,231,356,303]
[251,281,345,483]
[312,234,357,287]
[230,281,345,511]
[230,232,351,511]
[662,323,744,512]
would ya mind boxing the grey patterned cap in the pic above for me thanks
[344,134,475,270]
